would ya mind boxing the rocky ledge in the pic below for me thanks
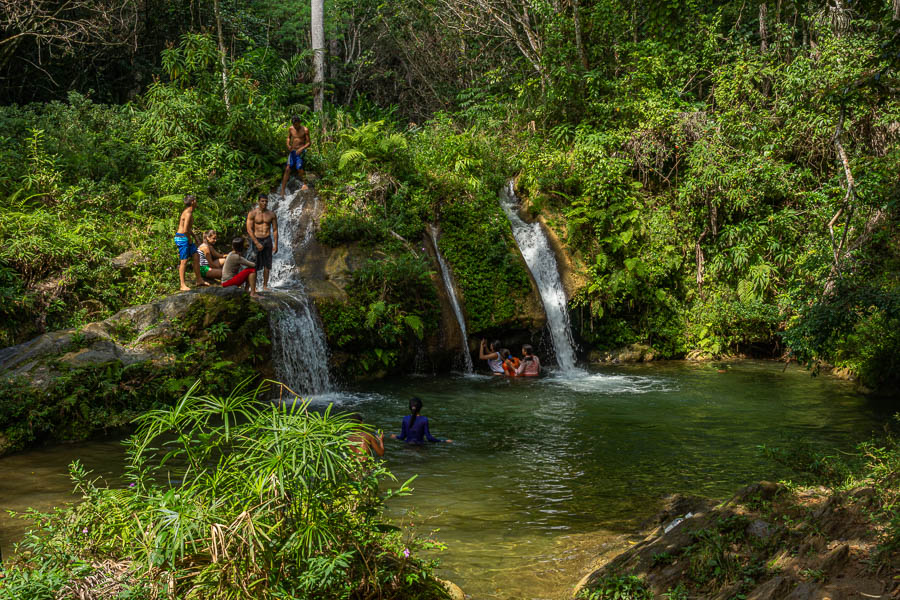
[0,287,255,386]
[0,287,270,456]
[576,482,898,599]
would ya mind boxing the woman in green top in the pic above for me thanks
[197,230,227,280]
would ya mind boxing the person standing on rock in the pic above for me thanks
[280,116,310,197]
[246,194,278,291]
[174,195,209,291]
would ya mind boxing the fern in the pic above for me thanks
[339,149,366,171]
[403,315,424,340]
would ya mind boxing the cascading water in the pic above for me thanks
[500,181,579,371]
[427,224,474,374]
[264,186,331,395]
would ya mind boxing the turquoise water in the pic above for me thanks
[0,361,890,599]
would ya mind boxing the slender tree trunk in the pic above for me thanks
[311,0,325,112]
[572,0,589,69]
[759,3,768,52]
[213,0,230,112]
[894,0,899,20]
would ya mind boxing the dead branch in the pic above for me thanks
[0,0,138,70]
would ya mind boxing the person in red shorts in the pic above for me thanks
[221,237,258,297]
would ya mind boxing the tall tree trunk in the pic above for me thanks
[572,0,589,69]
[894,0,899,20]
[759,3,768,52]
[311,0,325,112]
[213,0,230,112]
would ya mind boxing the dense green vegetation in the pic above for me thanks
[0,384,447,599]
[1,0,898,390]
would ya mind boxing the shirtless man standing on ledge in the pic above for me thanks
[174,194,209,291]
[246,194,278,291]
[280,116,310,197]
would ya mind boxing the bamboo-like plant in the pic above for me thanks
[4,381,447,600]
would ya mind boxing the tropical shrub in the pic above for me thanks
[1,382,448,600]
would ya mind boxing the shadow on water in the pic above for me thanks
[0,361,893,599]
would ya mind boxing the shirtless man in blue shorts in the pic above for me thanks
[280,116,311,197]
[174,195,209,291]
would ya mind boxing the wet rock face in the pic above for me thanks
[283,185,368,302]
[589,343,658,363]
[289,185,550,372]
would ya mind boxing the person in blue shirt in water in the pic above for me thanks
[392,397,453,444]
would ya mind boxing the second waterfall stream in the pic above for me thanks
[500,180,579,372]
[428,224,474,373]
[264,186,332,395]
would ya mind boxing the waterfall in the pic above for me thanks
[263,187,332,395]
[427,225,474,374]
[499,181,579,371]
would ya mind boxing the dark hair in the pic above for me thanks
[258,194,268,202]
[348,413,364,423]
[491,340,501,352]
[501,348,510,360]
[291,115,301,123]
[183,194,196,207]
[408,396,423,430]
[232,237,245,252]
[522,344,534,361]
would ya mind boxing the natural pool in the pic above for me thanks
[0,361,891,599]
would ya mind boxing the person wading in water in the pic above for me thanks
[245,194,278,291]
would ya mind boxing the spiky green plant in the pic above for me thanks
[3,380,447,600]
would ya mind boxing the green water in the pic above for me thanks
[0,361,890,599]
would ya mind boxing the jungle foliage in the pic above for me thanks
[1,0,899,388]
[0,383,447,600]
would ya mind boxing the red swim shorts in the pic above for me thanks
[223,268,255,287]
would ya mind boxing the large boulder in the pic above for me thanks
[0,286,271,455]
[0,286,248,384]
[284,185,369,302]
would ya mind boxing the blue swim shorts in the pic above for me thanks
[174,233,197,261]
[287,149,306,171]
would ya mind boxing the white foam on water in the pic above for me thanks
[500,181,579,372]
[542,371,677,394]
[273,390,388,408]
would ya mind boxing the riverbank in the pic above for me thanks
[576,451,900,599]
[1,363,891,599]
